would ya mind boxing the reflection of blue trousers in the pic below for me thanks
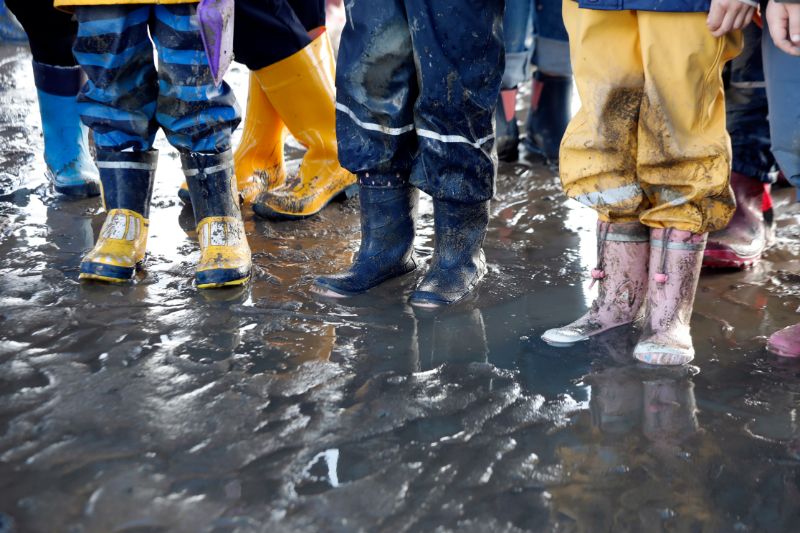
[74,5,240,154]
[502,0,571,89]
[336,0,504,203]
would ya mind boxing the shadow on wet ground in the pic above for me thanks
[1,44,799,532]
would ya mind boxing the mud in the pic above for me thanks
[2,45,800,532]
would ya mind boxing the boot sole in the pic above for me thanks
[313,263,417,299]
[702,248,761,269]
[79,262,138,283]
[766,343,800,358]
[196,268,251,289]
[541,321,635,348]
[55,181,101,199]
[253,184,358,221]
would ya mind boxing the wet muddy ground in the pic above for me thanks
[1,44,799,532]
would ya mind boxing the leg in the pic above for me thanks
[524,0,573,162]
[705,24,775,268]
[7,0,99,197]
[634,13,741,365]
[496,0,533,162]
[287,0,326,32]
[153,4,250,289]
[73,5,159,282]
[405,0,505,307]
[234,0,313,70]
[542,4,650,346]
[313,0,419,297]
[558,3,648,223]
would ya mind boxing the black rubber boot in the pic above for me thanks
[495,88,520,162]
[314,175,418,297]
[524,72,573,162]
[409,199,489,308]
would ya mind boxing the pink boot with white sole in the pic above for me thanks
[767,324,800,358]
[634,229,706,366]
[542,221,649,347]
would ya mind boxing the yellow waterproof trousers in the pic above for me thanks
[559,2,742,233]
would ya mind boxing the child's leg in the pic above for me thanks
[636,12,741,234]
[152,4,249,289]
[558,2,648,223]
[543,3,650,347]
[73,6,159,283]
[313,0,419,298]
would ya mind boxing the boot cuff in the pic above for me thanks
[32,61,84,97]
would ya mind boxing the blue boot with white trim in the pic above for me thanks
[32,61,100,198]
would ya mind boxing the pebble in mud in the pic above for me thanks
[2,45,800,532]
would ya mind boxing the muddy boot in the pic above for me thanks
[313,177,417,297]
[767,323,800,358]
[633,229,706,366]
[523,72,573,163]
[542,221,649,346]
[33,61,100,198]
[704,171,773,268]
[495,88,520,162]
[250,31,356,220]
[179,73,286,206]
[79,150,157,283]
[182,151,252,289]
[408,200,489,308]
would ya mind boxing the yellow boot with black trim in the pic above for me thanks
[178,74,287,206]
[79,150,158,283]
[182,150,252,289]
[252,29,356,220]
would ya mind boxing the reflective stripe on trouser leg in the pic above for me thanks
[406,0,504,204]
[335,0,417,178]
[74,6,159,152]
[636,11,739,234]
[559,2,647,223]
[152,4,240,154]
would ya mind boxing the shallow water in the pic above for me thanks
[1,44,799,532]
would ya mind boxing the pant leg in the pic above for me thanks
[73,5,159,152]
[335,0,418,179]
[234,0,312,70]
[559,2,647,223]
[531,0,571,76]
[407,0,505,204]
[725,24,773,181]
[502,0,533,89]
[636,12,740,233]
[152,4,240,154]
[7,0,77,66]
[762,18,800,193]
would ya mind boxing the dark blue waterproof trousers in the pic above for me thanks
[335,0,505,204]
[73,5,240,154]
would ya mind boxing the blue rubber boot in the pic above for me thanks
[182,151,252,289]
[314,176,418,297]
[409,199,489,308]
[523,72,573,163]
[32,61,100,198]
[0,2,26,42]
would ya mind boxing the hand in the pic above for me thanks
[766,0,800,56]
[707,0,756,37]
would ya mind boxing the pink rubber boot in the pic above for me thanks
[767,323,800,358]
[703,172,773,268]
[542,221,649,346]
[634,229,706,366]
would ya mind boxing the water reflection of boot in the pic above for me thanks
[417,308,488,369]
[588,366,643,435]
[642,373,698,450]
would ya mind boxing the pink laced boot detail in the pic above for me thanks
[634,228,707,366]
[542,221,649,347]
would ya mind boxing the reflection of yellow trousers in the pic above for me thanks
[559,2,742,233]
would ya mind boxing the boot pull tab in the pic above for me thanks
[656,227,673,284]
[590,222,611,289]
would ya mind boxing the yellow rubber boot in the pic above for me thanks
[80,150,158,283]
[252,30,356,220]
[178,73,287,206]
[182,151,252,289]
